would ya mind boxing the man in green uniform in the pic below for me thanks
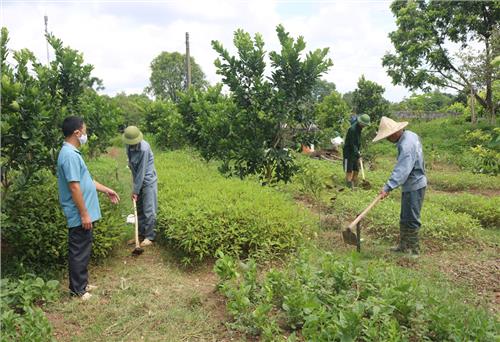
[343,114,371,189]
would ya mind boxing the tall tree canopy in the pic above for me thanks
[352,75,389,121]
[383,0,500,123]
[211,24,332,183]
[312,79,336,102]
[147,51,208,102]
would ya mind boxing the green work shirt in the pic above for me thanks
[57,142,101,228]
[343,122,362,160]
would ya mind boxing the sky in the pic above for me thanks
[1,0,412,102]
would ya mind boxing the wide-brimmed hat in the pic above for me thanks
[122,126,143,145]
[358,114,371,126]
[372,116,408,142]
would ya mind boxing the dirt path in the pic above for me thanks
[46,242,243,342]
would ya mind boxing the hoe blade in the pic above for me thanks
[342,228,358,246]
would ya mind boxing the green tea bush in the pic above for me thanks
[1,157,126,274]
[155,151,316,263]
[428,193,500,230]
[293,160,325,201]
[215,249,498,341]
[1,275,59,342]
[427,171,500,191]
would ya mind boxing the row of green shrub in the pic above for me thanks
[428,193,500,230]
[215,249,498,341]
[155,151,316,263]
[426,171,500,191]
[1,156,128,276]
[1,275,59,341]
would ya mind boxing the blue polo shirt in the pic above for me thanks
[57,142,101,228]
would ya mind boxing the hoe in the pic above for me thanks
[359,158,371,190]
[342,194,382,251]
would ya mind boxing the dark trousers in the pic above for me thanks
[68,225,93,295]
[400,187,426,229]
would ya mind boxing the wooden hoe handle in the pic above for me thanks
[133,199,140,248]
[359,158,365,180]
[347,194,383,230]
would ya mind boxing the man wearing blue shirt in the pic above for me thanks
[373,116,427,255]
[57,116,120,300]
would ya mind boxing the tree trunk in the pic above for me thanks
[484,37,495,125]
[470,87,477,125]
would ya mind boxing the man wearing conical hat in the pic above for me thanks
[123,126,158,247]
[343,114,371,189]
[373,116,427,255]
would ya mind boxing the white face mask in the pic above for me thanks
[78,134,88,145]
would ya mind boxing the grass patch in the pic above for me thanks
[45,243,243,341]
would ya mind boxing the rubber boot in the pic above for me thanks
[390,225,408,253]
[346,181,353,190]
[406,228,420,256]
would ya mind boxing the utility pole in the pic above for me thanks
[185,32,191,89]
[44,15,50,65]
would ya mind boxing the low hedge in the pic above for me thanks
[428,193,500,230]
[155,151,316,262]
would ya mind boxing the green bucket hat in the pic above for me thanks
[358,114,371,126]
[122,126,143,145]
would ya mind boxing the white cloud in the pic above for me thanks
[1,0,410,101]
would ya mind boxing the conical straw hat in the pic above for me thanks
[372,116,408,142]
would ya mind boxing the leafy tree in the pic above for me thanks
[383,1,500,124]
[79,92,120,158]
[315,90,350,133]
[145,100,186,149]
[111,92,151,129]
[1,28,47,190]
[312,79,336,102]
[342,91,355,110]
[1,28,122,273]
[146,51,208,102]
[211,25,332,183]
[398,90,455,112]
[176,84,231,149]
[352,75,389,121]
[1,27,116,191]
[177,85,237,161]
